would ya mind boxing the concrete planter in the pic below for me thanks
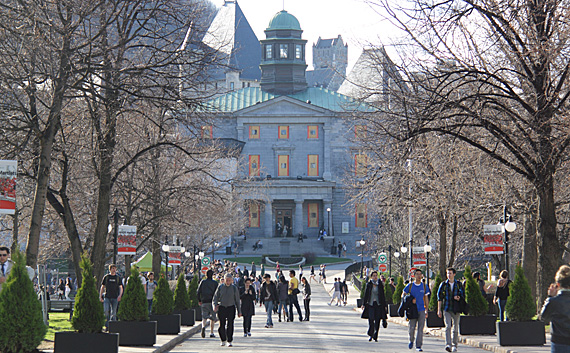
[174,308,195,326]
[54,331,119,353]
[149,314,181,335]
[459,315,497,335]
[426,311,445,328]
[193,306,203,321]
[497,321,545,346]
[389,304,400,317]
[108,320,157,346]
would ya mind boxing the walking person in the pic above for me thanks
[437,267,465,352]
[277,276,290,322]
[197,269,219,338]
[0,246,12,293]
[361,271,388,342]
[260,273,277,328]
[260,264,265,278]
[328,278,342,306]
[253,276,261,303]
[403,269,430,351]
[493,270,511,322]
[213,273,242,347]
[310,265,316,283]
[302,277,311,321]
[99,264,123,330]
[338,242,343,257]
[146,272,158,313]
[240,277,255,337]
[341,279,349,305]
[288,270,303,322]
[342,242,347,257]
[57,279,65,300]
[251,262,257,278]
[322,264,327,284]
[540,264,570,353]
[65,276,73,300]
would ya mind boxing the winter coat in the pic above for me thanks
[240,285,256,317]
[398,294,419,319]
[277,281,289,301]
[260,281,278,304]
[362,280,388,319]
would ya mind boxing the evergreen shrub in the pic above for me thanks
[71,254,106,332]
[360,278,367,299]
[505,264,536,321]
[429,272,443,311]
[0,249,46,353]
[118,266,148,321]
[188,275,199,307]
[152,273,174,315]
[393,276,404,305]
[174,274,191,311]
[384,280,393,305]
[464,265,488,316]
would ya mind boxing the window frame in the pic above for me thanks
[307,203,319,228]
[295,44,303,59]
[307,125,319,139]
[278,125,289,139]
[249,203,260,228]
[278,155,289,176]
[279,44,288,59]
[355,153,368,177]
[249,155,260,176]
[201,125,213,139]
[249,126,260,139]
[307,154,319,176]
[355,204,368,228]
[265,44,273,59]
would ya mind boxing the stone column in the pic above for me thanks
[237,125,244,141]
[295,200,304,236]
[323,125,332,180]
[264,201,273,237]
[323,201,332,234]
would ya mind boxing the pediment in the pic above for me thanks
[236,95,331,117]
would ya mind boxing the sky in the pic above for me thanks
[210,0,397,72]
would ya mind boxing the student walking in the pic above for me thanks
[197,269,219,338]
[277,276,289,322]
[288,270,303,322]
[65,277,73,300]
[146,272,158,313]
[328,278,342,306]
[437,268,465,352]
[493,270,511,322]
[310,266,316,283]
[240,278,255,337]
[341,279,349,305]
[251,262,257,278]
[361,271,388,342]
[99,264,123,330]
[260,274,277,328]
[302,277,311,321]
[213,273,242,347]
[540,264,570,353]
[403,269,430,351]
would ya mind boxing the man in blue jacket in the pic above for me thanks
[403,269,429,351]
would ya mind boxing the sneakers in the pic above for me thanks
[201,327,206,338]
[327,303,331,306]
[264,325,269,328]
[210,333,215,338]
[244,333,248,337]
[247,332,251,336]
[445,346,452,352]
[228,342,233,347]
[416,348,423,352]
[409,342,414,349]
[452,348,457,352]
[221,341,226,346]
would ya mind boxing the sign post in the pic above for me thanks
[378,264,388,272]
[377,252,387,264]
[483,224,504,254]
[117,225,137,255]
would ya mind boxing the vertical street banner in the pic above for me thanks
[412,247,426,266]
[0,160,17,215]
[168,245,182,266]
[483,224,504,254]
[117,225,137,255]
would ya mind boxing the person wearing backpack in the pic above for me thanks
[213,273,242,347]
[197,269,219,338]
[146,272,157,313]
[493,270,511,321]
[437,267,465,352]
[403,269,430,351]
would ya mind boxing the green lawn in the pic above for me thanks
[222,256,350,266]
[45,312,73,341]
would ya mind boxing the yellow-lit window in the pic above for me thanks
[355,153,368,177]
[308,203,319,227]
[356,204,367,228]
[201,126,213,139]
[354,125,366,139]
[307,125,318,139]
[249,155,260,176]
[278,155,289,176]
[278,126,289,139]
[308,155,319,176]
[249,203,260,228]
[249,126,260,139]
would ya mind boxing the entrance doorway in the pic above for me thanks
[275,209,292,237]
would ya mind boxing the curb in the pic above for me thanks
[152,324,202,353]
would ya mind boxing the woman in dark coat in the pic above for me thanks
[361,271,388,342]
[240,277,256,336]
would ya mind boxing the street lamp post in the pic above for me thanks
[503,205,516,278]
[400,243,408,277]
[394,250,400,277]
[388,245,392,277]
[162,239,170,279]
[326,207,331,236]
[424,237,432,289]
[359,239,366,278]
[212,242,219,263]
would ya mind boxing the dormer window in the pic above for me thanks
[265,44,272,59]
[280,44,288,59]
[295,44,303,59]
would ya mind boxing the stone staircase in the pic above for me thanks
[237,236,331,256]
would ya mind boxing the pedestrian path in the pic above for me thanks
[167,269,489,353]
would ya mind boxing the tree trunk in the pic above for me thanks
[436,210,447,278]
[522,210,538,304]
[447,215,457,268]
[11,211,18,255]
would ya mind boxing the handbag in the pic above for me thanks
[292,288,300,295]
[361,305,370,319]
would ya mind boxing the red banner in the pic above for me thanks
[0,160,17,215]
[117,225,137,255]
[483,225,504,254]
[168,252,181,266]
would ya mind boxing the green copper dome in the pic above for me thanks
[267,10,301,30]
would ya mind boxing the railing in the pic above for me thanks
[344,260,373,279]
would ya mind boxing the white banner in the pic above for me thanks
[118,225,137,255]
[0,160,17,215]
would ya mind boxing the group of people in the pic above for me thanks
[328,277,349,306]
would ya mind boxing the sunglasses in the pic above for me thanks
[0,254,8,257]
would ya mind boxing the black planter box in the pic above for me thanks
[54,331,119,353]
[149,314,181,334]
[193,306,202,321]
[459,315,497,335]
[497,320,545,346]
[108,320,157,346]
[426,311,445,328]
[357,298,363,307]
[174,309,195,326]
[389,304,400,317]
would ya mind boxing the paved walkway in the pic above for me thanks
[167,268,490,353]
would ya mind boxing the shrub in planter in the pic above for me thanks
[384,281,393,305]
[150,273,180,334]
[426,272,445,328]
[0,249,47,353]
[187,274,201,320]
[392,276,404,305]
[460,265,496,335]
[498,265,545,346]
[173,274,194,326]
[55,254,118,353]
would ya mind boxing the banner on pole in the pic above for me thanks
[117,225,137,255]
[0,160,17,215]
[483,224,504,254]
[412,247,426,266]
[168,252,182,266]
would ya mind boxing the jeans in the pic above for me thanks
[552,342,570,353]
[243,314,252,333]
[409,310,426,348]
[217,305,236,343]
[103,297,118,327]
[278,300,289,316]
[147,299,153,314]
[303,298,310,320]
[288,294,303,321]
[444,311,460,348]
[498,299,507,321]
[264,300,274,326]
